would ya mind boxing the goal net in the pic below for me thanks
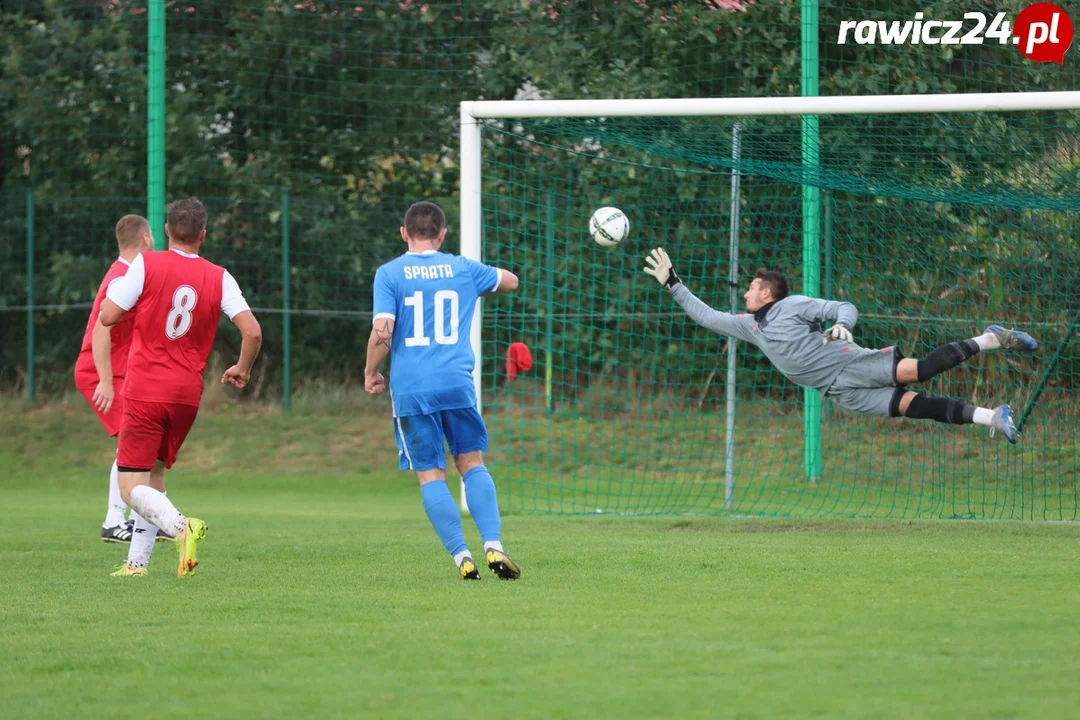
[461,93,1080,520]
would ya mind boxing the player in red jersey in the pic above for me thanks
[74,215,153,543]
[96,197,262,578]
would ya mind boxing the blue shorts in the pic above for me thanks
[392,407,489,472]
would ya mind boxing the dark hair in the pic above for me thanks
[115,214,150,250]
[754,268,789,301]
[166,197,208,243]
[404,201,445,241]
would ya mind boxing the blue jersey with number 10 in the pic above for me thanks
[373,250,500,418]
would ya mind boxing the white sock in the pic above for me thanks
[972,407,995,426]
[127,485,186,538]
[973,332,1001,351]
[483,540,504,553]
[125,512,159,568]
[453,550,473,567]
[103,461,128,528]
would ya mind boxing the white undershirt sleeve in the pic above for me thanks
[220,270,251,320]
[105,253,146,311]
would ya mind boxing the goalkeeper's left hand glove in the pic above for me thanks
[823,324,853,345]
[643,247,682,288]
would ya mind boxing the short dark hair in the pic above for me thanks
[754,268,789,301]
[166,197,208,243]
[115,214,149,250]
[404,201,445,241]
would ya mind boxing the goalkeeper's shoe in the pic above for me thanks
[989,405,1018,445]
[458,556,481,581]
[985,325,1038,352]
[101,519,134,543]
[485,548,522,580]
[110,564,147,577]
[175,517,207,578]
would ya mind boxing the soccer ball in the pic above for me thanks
[589,206,629,248]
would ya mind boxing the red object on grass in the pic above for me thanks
[505,342,534,381]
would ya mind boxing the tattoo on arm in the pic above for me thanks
[374,320,393,349]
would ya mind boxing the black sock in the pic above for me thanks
[916,340,979,382]
[904,395,976,425]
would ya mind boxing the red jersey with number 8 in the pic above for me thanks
[122,251,225,407]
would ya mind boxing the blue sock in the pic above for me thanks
[463,466,501,543]
[420,481,467,557]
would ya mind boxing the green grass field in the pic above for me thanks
[2,399,1079,719]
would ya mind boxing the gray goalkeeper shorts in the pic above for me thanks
[825,346,906,417]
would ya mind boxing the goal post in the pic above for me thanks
[459,91,1080,519]
[458,104,483,513]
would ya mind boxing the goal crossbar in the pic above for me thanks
[462,90,1080,120]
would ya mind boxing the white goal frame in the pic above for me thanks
[457,90,1080,511]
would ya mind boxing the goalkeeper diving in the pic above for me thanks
[643,248,1038,443]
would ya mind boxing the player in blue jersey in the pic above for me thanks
[365,201,522,581]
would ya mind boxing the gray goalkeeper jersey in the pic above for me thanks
[669,283,861,393]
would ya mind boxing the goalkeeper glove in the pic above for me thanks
[823,324,853,345]
[643,247,682,288]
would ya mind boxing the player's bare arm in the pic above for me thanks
[221,310,262,389]
[90,318,115,414]
[484,269,520,296]
[364,318,395,394]
[97,297,127,327]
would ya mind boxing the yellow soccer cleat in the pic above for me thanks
[458,556,481,581]
[175,517,207,578]
[110,564,147,577]
[485,548,521,580]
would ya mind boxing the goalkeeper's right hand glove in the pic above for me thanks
[643,247,682,288]
[822,324,853,345]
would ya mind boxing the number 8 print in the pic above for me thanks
[166,285,198,340]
